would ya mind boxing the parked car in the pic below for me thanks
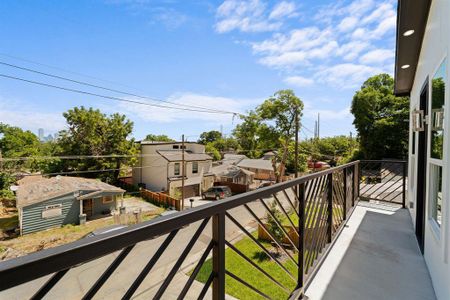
[202,186,232,200]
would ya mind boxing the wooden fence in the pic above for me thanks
[214,181,248,194]
[140,189,181,211]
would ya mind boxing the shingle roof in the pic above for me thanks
[16,176,124,208]
[157,150,212,162]
[237,159,274,171]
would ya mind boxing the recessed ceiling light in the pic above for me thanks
[403,30,415,36]
[401,64,410,69]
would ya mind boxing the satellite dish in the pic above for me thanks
[10,185,19,192]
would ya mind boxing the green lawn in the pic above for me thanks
[194,233,298,300]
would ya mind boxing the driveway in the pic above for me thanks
[122,197,161,213]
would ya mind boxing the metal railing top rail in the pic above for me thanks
[0,160,360,291]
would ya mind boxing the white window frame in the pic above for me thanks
[427,56,448,243]
[174,162,180,176]
[192,161,199,174]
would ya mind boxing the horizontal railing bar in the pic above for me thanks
[226,270,272,300]
[178,241,214,300]
[359,159,407,164]
[225,240,291,294]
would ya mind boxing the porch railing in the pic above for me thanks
[358,160,407,208]
[0,160,404,299]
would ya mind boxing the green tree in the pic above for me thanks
[198,130,223,145]
[56,107,137,182]
[205,143,221,161]
[351,74,409,159]
[144,134,174,142]
[0,123,40,159]
[257,90,303,182]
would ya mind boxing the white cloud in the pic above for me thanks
[359,49,394,64]
[284,76,314,87]
[269,1,297,20]
[314,63,384,88]
[118,92,253,124]
[336,41,370,61]
[215,0,282,33]
[338,16,358,32]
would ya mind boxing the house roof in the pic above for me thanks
[157,150,212,162]
[16,176,124,208]
[237,159,274,171]
[139,141,199,145]
[394,0,432,95]
[211,165,255,178]
[222,154,247,165]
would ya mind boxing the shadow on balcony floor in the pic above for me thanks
[305,203,436,300]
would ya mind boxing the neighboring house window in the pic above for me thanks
[103,196,114,204]
[174,163,180,176]
[192,161,198,174]
[173,145,179,149]
[429,59,446,227]
[42,204,62,219]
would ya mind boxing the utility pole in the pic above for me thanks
[317,113,320,139]
[181,134,185,210]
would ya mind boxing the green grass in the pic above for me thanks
[194,233,298,300]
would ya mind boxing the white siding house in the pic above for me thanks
[395,1,450,298]
[132,141,214,198]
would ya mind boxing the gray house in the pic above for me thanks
[16,176,125,235]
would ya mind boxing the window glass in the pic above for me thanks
[430,59,446,159]
[174,163,180,175]
[430,164,443,226]
[192,162,198,174]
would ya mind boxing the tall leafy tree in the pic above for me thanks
[56,107,137,182]
[351,74,409,159]
[198,130,222,144]
[257,90,303,182]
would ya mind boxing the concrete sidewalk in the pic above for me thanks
[306,204,436,300]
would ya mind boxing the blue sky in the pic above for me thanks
[0,0,396,141]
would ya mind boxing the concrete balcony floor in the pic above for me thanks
[305,202,436,300]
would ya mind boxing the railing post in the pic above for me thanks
[352,164,356,206]
[298,182,305,296]
[357,161,361,200]
[212,213,225,300]
[343,168,347,220]
[327,173,333,243]
[402,161,406,209]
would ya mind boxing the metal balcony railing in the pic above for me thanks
[0,160,406,299]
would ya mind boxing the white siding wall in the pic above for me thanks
[132,142,211,192]
[133,144,168,191]
[409,1,450,298]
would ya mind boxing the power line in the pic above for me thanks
[0,61,239,115]
[0,73,241,115]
